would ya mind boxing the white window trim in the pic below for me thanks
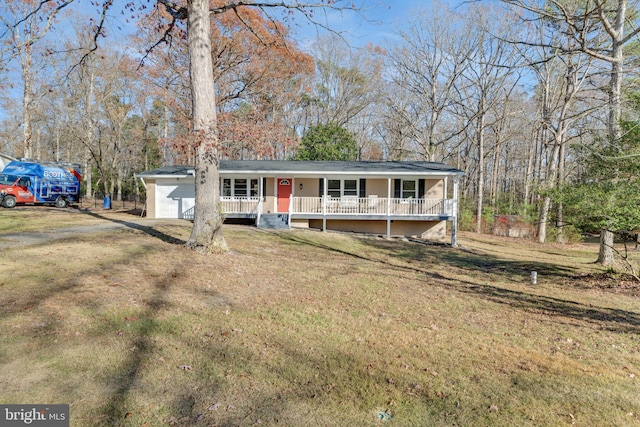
[401,179,418,199]
[327,178,359,197]
[222,178,260,199]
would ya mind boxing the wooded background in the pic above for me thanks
[1,0,639,246]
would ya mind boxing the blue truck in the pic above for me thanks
[0,160,82,208]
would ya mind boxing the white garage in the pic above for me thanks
[155,179,195,219]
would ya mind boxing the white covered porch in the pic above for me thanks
[183,176,460,245]
[137,161,464,245]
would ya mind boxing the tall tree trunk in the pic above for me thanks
[185,0,228,254]
[598,3,626,266]
[55,124,61,162]
[103,172,110,198]
[116,173,123,201]
[598,228,615,266]
[84,71,95,200]
[22,44,33,159]
[34,128,41,161]
[490,139,501,210]
[537,142,560,243]
[85,153,92,199]
[597,45,624,264]
[163,88,170,165]
[537,197,551,243]
[608,36,624,144]
[476,113,485,234]
[556,142,566,243]
[524,130,536,208]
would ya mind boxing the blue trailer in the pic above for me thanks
[0,160,82,208]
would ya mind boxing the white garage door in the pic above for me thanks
[156,180,195,219]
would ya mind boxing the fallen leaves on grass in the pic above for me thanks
[564,273,640,296]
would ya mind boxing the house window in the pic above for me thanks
[250,179,259,197]
[328,180,341,198]
[326,179,358,197]
[223,179,232,197]
[235,179,247,197]
[344,180,357,196]
[402,180,417,199]
[222,178,258,198]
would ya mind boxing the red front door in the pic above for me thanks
[277,178,292,212]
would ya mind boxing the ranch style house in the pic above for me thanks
[136,160,465,245]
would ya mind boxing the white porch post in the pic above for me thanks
[451,177,460,247]
[291,177,295,216]
[386,178,391,239]
[257,176,263,226]
[443,176,448,215]
[322,177,327,232]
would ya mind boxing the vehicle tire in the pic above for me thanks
[2,195,17,208]
[55,197,68,208]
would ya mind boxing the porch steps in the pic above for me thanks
[257,213,290,229]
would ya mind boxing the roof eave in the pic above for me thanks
[219,170,463,176]
[137,171,464,179]
[135,174,193,179]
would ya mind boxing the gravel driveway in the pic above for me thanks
[0,219,182,249]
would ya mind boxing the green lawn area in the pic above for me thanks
[0,207,638,426]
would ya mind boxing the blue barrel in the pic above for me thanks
[103,195,111,209]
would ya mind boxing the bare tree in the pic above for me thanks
[0,0,74,159]
[524,28,602,243]
[457,4,523,233]
[383,2,473,161]
[503,0,640,263]
[301,35,379,129]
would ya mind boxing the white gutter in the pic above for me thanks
[217,170,464,178]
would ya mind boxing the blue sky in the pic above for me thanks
[91,0,470,54]
[91,0,449,54]
[290,1,466,49]
[1,0,466,120]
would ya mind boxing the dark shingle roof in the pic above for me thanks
[137,161,464,178]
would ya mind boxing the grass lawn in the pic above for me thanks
[0,207,639,426]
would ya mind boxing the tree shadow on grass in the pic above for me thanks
[98,272,174,424]
[365,238,577,280]
[94,268,295,426]
[77,209,186,245]
[269,231,640,335]
[96,262,235,425]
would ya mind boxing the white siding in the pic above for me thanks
[156,180,195,219]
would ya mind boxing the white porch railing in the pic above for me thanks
[183,206,195,220]
[184,197,454,220]
[220,197,261,214]
[290,196,455,216]
[182,197,260,220]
